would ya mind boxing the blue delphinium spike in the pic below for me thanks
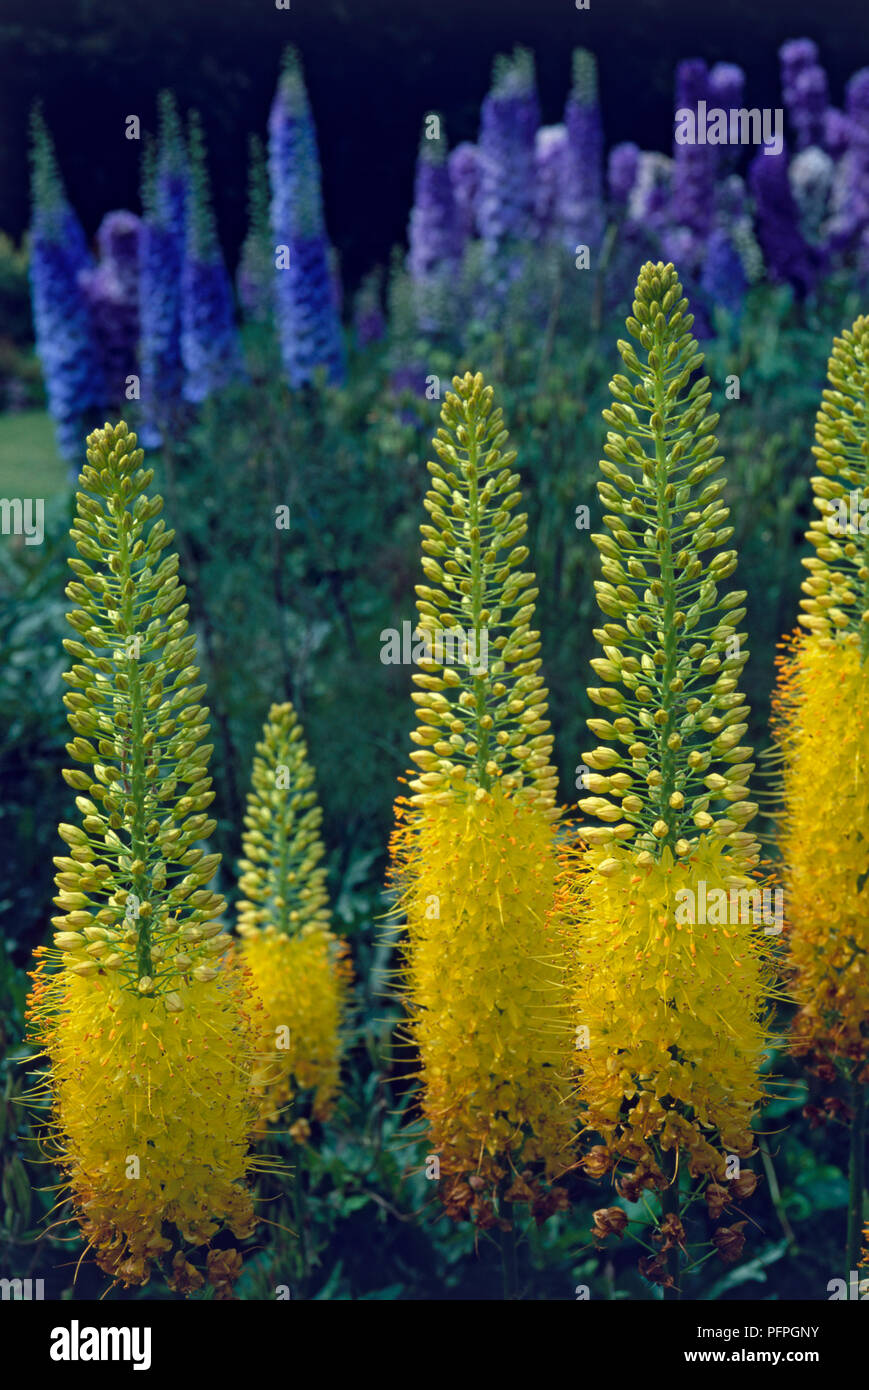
[561,49,604,254]
[749,145,819,295]
[268,46,344,388]
[180,111,245,404]
[671,58,715,248]
[28,107,105,470]
[407,116,461,335]
[476,48,539,251]
[138,93,188,446]
[80,210,141,413]
[448,141,480,245]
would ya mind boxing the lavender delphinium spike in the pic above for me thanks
[268,46,344,388]
[407,116,462,335]
[779,38,819,130]
[790,65,830,151]
[139,93,188,446]
[80,210,141,413]
[180,112,244,405]
[534,125,567,243]
[672,58,715,254]
[28,107,105,466]
[476,48,540,252]
[448,141,480,245]
[827,69,869,255]
[709,61,745,111]
[749,145,818,295]
[561,48,605,255]
[608,142,640,210]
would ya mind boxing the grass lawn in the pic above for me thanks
[0,409,70,498]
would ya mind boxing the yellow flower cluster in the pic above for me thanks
[775,636,869,1071]
[236,702,349,1124]
[392,787,573,1214]
[562,838,772,1187]
[242,930,350,1124]
[27,959,261,1293]
[774,317,869,1074]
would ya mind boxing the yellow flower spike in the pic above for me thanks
[26,421,261,1296]
[562,265,775,1289]
[389,372,573,1228]
[773,316,869,1273]
[236,702,351,1125]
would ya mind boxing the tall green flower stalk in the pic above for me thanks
[772,315,869,1276]
[389,372,573,1276]
[27,422,261,1296]
[563,263,774,1297]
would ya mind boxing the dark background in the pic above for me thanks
[1,0,868,293]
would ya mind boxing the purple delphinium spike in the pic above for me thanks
[268,46,344,388]
[827,69,869,254]
[845,69,869,240]
[672,58,715,249]
[561,48,605,253]
[709,61,745,112]
[139,94,189,446]
[534,125,567,242]
[408,116,462,333]
[791,65,829,150]
[823,107,850,159]
[28,108,105,466]
[779,38,819,111]
[608,142,640,210]
[476,48,540,251]
[448,142,480,245]
[180,112,244,405]
[749,145,818,294]
[780,41,834,151]
[79,210,141,412]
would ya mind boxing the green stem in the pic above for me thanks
[466,423,491,789]
[660,1150,682,1300]
[115,499,150,980]
[652,318,679,852]
[846,1074,866,1275]
[758,1134,798,1254]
